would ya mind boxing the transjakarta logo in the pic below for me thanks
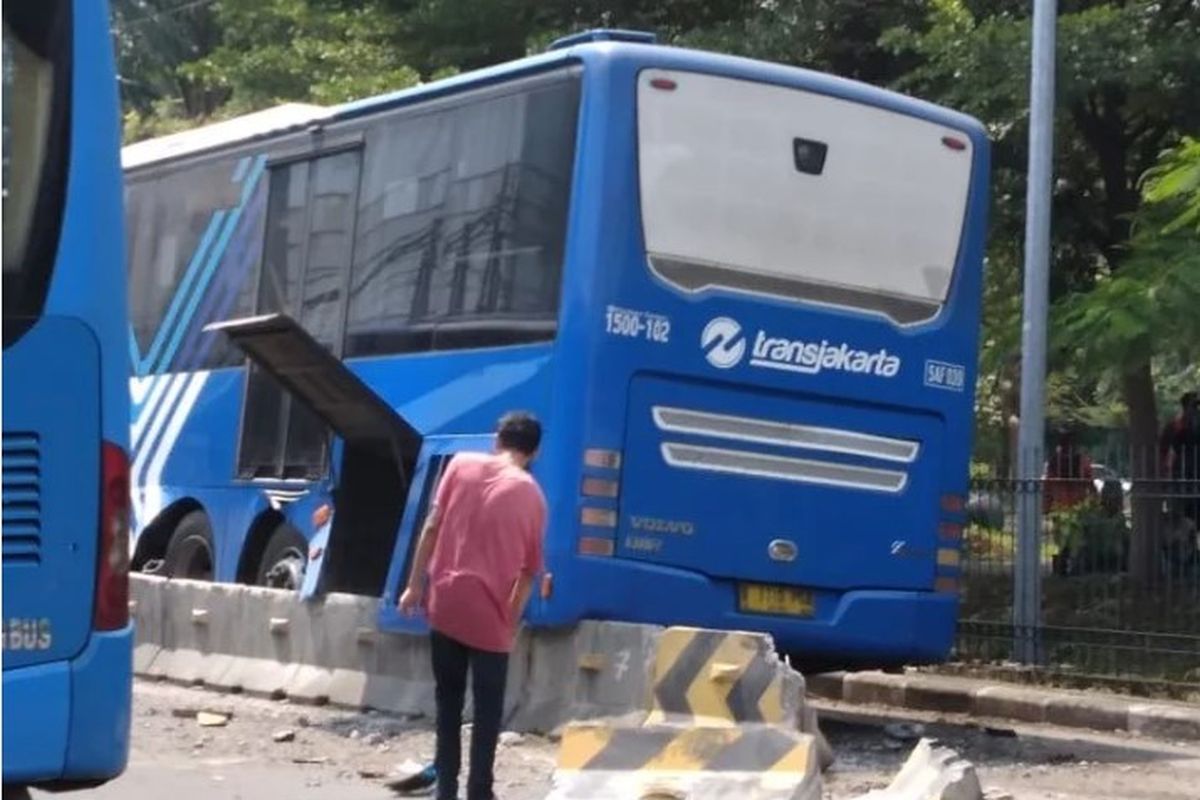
[700,317,746,369]
[700,317,902,378]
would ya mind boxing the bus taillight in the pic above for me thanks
[95,442,131,631]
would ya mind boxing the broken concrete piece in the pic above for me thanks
[855,738,983,800]
[196,712,230,727]
[273,729,296,743]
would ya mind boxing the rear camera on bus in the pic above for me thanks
[792,137,828,175]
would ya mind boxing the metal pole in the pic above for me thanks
[1014,0,1057,664]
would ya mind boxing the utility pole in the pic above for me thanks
[1014,0,1058,664]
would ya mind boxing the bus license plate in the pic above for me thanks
[738,584,814,617]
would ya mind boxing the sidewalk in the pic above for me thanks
[807,670,1200,741]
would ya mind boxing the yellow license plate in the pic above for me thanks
[738,583,814,617]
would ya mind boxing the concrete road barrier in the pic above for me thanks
[130,574,830,783]
[548,723,821,800]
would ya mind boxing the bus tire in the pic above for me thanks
[162,511,215,581]
[256,525,308,590]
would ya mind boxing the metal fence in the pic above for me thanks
[955,445,1200,692]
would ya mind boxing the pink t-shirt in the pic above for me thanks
[425,452,546,653]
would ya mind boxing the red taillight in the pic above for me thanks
[650,77,677,91]
[95,442,131,630]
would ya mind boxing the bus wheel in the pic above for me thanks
[257,525,307,590]
[162,511,215,581]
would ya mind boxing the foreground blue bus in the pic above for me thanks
[3,0,132,789]
[122,30,988,665]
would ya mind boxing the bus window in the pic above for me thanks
[345,72,580,357]
[2,1,69,343]
[637,71,973,326]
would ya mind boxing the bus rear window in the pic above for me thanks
[2,1,70,342]
[637,71,972,325]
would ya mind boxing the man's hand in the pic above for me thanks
[399,585,424,616]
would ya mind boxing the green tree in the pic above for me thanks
[887,0,1200,578]
[183,0,420,109]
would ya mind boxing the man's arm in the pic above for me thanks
[399,507,440,614]
[508,572,535,624]
[509,491,546,624]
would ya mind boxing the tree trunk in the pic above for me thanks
[1122,359,1159,584]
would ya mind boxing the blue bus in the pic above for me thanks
[3,0,132,790]
[122,30,988,666]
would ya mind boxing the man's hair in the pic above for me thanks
[497,411,542,456]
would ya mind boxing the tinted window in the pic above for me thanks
[126,156,263,373]
[2,0,70,345]
[345,73,580,357]
[237,149,361,480]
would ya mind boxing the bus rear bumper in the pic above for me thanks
[2,625,132,787]
[553,560,958,667]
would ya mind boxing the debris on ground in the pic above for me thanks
[855,738,982,800]
[272,729,296,743]
[500,732,525,747]
[291,756,330,765]
[883,722,926,742]
[196,711,230,727]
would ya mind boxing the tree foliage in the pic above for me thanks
[115,0,1198,457]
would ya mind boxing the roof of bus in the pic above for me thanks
[122,38,984,172]
[121,103,332,170]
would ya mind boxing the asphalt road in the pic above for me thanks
[25,681,1200,800]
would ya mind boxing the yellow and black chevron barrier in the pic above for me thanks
[647,627,793,726]
[551,722,820,800]
[547,626,823,800]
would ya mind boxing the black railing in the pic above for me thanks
[956,446,1200,691]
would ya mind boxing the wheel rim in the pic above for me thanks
[264,547,306,590]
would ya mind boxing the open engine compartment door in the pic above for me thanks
[207,313,422,598]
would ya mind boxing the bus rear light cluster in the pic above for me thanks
[95,442,131,631]
[581,477,620,498]
[938,522,963,541]
[936,548,961,568]
[940,494,966,514]
[934,576,959,595]
[578,537,615,557]
[584,449,622,469]
[580,507,617,528]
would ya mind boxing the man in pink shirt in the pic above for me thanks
[399,412,547,800]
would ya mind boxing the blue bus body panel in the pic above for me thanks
[2,0,131,785]
[2,318,101,669]
[1,627,132,783]
[1,660,72,781]
[125,38,988,665]
[525,44,988,659]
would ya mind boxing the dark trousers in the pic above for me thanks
[431,629,509,800]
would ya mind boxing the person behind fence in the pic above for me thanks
[1161,390,1199,525]
[399,412,547,800]
[1044,429,1093,513]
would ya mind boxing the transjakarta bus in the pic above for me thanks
[121,30,988,665]
[3,0,132,790]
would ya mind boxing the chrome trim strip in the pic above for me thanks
[661,442,908,493]
[652,406,919,464]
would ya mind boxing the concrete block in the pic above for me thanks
[842,672,908,707]
[549,723,823,800]
[805,672,846,700]
[1128,704,1200,741]
[901,676,973,714]
[1044,695,1128,732]
[856,738,982,800]
[971,686,1048,724]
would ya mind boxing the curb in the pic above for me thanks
[807,671,1200,741]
